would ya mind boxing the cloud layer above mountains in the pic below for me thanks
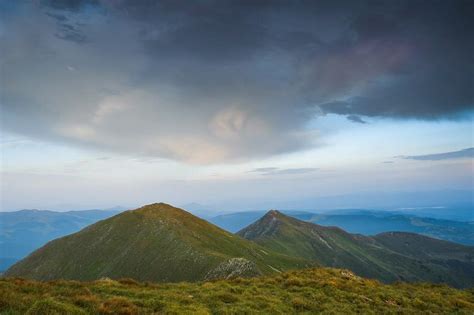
[1,0,472,163]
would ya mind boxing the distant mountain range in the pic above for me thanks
[0,209,120,271]
[209,209,474,245]
[5,203,474,288]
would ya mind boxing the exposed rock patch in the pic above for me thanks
[205,258,262,280]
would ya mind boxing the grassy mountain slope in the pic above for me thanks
[373,231,474,262]
[5,204,310,282]
[237,210,474,288]
[1,268,473,314]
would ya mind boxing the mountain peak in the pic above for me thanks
[138,202,176,210]
[263,209,286,220]
[237,210,289,240]
[133,202,189,217]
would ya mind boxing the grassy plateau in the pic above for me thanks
[1,268,473,314]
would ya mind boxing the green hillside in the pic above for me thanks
[5,204,310,282]
[2,268,473,314]
[237,210,474,288]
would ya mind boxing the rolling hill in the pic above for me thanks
[237,210,474,288]
[5,203,310,282]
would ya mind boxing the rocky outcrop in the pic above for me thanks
[205,258,262,280]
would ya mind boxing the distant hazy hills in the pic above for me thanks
[5,203,474,288]
[209,209,474,245]
[0,209,120,271]
[238,211,474,288]
[306,212,474,246]
[5,204,310,282]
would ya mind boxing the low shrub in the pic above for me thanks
[98,297,138,315]
[25,298,86,315]
[216,292,239,304]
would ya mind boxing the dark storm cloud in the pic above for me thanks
[1,0,472,163]
[401,148,474,161]
[40,0,98,11]
[317,1,474,119]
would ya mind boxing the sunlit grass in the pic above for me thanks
[1,268,473,314]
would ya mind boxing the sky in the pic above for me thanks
[0,0,473,212]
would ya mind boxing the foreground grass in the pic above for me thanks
[1,268,473,314]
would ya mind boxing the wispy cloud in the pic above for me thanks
[400,148,474,161]
[250,167,318,176]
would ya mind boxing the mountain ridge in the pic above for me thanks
[238,210,474,288]
[5,203,311,282]
[209,209,474,245]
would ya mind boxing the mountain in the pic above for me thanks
[0,209,121,271]
[5,203,310,282]
[208,210,315,233]
[210,210,474,245]
[2,268,473,314]
[3,206,470,275]
[237,210,474,288]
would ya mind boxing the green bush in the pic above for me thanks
[25,298,86,315]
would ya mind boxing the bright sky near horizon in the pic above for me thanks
[1,1,473,212]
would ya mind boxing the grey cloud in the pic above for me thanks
[251,167,318,176]
[1,0,472,164]
[40,0,98,11]
[317,1,474,119]
[401,148,474,161]
[346,115,367,124]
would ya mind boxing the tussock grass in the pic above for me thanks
[1,268,473,314]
